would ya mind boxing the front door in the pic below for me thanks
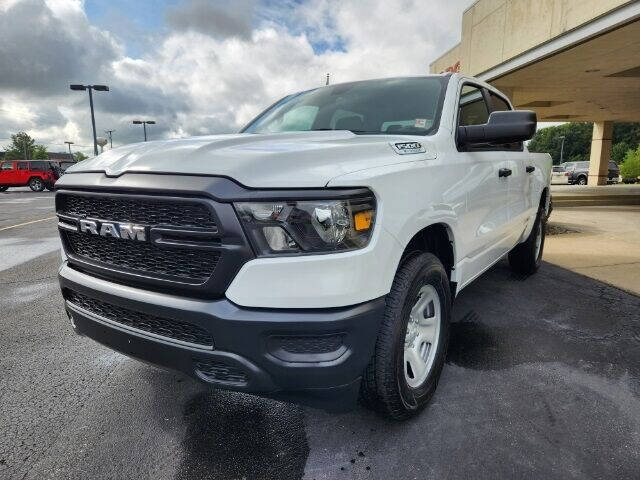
[455,84,511,287]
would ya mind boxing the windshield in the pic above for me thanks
[242,76,448,136]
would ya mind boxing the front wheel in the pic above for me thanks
[577,176,587,185]
[361,253,451,420]
[0,186,8,192]
[29,177,44,192]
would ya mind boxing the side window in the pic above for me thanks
[1,162,13,170]
[18,162,28,170]
[458,85,489,126]
[489,92,511,112]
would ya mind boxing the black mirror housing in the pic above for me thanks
[458,110,537,148]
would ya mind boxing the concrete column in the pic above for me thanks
[588,121,613,186]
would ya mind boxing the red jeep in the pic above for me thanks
[0,160,59,192]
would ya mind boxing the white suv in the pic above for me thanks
[56,74,551,419]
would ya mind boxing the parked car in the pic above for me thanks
[55,74,551,419]
[551,165,569,184]
[0,160,59,191]
[561,160,619,185]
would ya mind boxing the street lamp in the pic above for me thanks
[105,129,115,149]
[557,135,566,164]
[70,84,109,156]
[132,120,155,142]
[64,141,74,159]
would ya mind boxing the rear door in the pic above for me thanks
[455,83,511,286]
[17,161,30,185]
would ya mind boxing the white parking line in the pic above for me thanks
[0,216,56,232]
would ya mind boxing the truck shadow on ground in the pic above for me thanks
[174,389,308,480]
[169,260,640,479]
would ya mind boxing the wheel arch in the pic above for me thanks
[400,222,457,294]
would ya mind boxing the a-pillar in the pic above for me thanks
[588,121,613,186]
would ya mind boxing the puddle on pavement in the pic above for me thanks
[176,390,308,480]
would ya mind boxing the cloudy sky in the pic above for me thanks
[0,0,475,155]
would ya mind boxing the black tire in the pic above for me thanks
[0,186,8,192]
[29,177,45,192]
[577,176,587,185]
[361,253,451,420]
[508,203,546,274]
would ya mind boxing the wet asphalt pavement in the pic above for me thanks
[1,189,639,479]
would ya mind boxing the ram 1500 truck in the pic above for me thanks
[56,74,551,419]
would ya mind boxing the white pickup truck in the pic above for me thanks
[56,73,551,419]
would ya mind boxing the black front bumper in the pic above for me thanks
[59,263,385,410]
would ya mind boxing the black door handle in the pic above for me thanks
[499,168,512,178]
[526,166,535,173]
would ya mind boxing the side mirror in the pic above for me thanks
[458,110,536,148]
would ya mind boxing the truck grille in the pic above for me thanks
[58,194,217,229]
[66,290,214,348]
[65,230,219,282]
[57,192,221,284]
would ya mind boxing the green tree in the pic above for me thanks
[3,131,36,159]
[620,145,640,180]
[611,141,630,165]
[613,123,640,148]
[73,152,89,162]
[528,123,593,164]
[32,145,48,159]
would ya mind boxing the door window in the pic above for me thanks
[18,162,29,170]
[489,92,511,112]
[458,85,489,126]
[1,162,13,170]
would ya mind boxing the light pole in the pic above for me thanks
[133,120,155,142]
[70,84,109,156]
[105,129,115,149]
[558,135,566,164]
[64,141,74,159]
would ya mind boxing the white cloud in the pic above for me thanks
[0,0,474,154]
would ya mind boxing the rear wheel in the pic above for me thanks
[0,186,8,192]
[508,203,546,274]
[577,176,587,185]
[361,253,451,420]
[29,177,44,192]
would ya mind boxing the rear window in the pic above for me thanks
[29,161,49,171]
[552,166,564,172]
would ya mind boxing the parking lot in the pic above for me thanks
[1,189,639,480]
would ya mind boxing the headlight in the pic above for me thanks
[235,195,376,256]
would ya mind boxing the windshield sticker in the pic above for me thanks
[414,118,427,128]
[390,142,426,155]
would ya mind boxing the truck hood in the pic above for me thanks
[67,131,436,188]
